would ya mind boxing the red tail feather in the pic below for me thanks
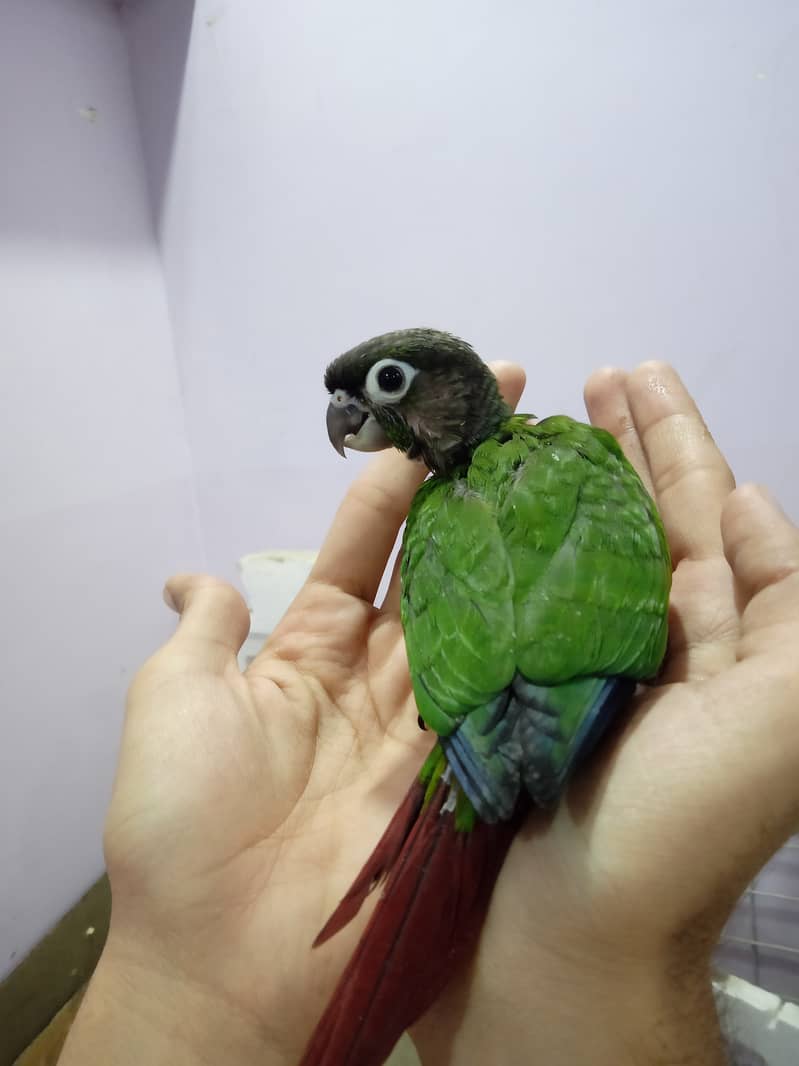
[299,775,521,1066]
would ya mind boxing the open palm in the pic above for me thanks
[102,363,524,1063]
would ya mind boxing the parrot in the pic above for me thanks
[300,328,671,1066]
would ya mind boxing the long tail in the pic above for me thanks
[299,750,522,1066]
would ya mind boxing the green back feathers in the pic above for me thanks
[400,415,671,736]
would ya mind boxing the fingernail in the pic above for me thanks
[163,585,179,612]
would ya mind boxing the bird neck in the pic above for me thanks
[392,394,512,477]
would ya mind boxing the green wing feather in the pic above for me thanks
[399,478,516,735]
[401,415,671,765]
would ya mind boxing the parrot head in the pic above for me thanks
[324,328,510,474]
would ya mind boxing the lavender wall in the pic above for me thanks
[0,0,204,979]
[121,0,196,234]
[143,0,798,584]
[1,0,797,1003]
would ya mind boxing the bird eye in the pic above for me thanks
[364,358,418,404]
[377,364,405,392]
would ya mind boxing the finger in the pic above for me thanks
[489,360,527,410]
[380,361,527,613]
[625,361,735,565]
[707,482,799,839]
[722,484,799,616]
[163,573,251,664]
[583,367,655,496]
[309,449,428,602]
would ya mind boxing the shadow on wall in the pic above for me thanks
[121,0,196,237]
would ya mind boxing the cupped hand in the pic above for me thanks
[100,365,526,1063]
[98,360,799,1066]
[412,363,799,1063]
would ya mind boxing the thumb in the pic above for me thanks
[163,573,251,662]
[713,485,799,847]
[721,485,799,608]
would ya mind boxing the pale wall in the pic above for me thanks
[148,0,798,586]
[0,0,204,978]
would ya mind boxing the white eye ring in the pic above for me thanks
[364,358,418,405]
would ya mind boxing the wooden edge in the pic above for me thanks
[11,988,86,1066]
[0,876,110,1066]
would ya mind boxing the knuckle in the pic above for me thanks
[350,476,408,526]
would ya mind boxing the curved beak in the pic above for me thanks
[326,401,368,457]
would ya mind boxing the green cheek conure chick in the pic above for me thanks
[300,329,671,1066]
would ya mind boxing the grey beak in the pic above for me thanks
[326,401,368,457]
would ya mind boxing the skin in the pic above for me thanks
[59,362,799,1066]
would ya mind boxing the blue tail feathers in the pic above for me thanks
[441,674,635,822]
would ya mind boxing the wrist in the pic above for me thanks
[412,949,728,1066]
[58,931,287,1066]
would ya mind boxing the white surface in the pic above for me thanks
[715,973,799,1065]
[0,0,205,978]
[238,551,317,666]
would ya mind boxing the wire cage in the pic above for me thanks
[717,837,799,1005]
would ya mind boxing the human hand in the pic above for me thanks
[411,363,799,1065]
[59,366,525,1066]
